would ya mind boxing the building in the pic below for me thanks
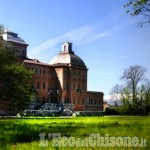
[1,29,28,59]
[1,30,104,111]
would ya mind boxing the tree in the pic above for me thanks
[125,0,150,26]
[0,24,4,35]
[110,65,150,115]
[0,42,35,114]
[110,84,121,108]
[141,79,150,113]
[121,65,146,107]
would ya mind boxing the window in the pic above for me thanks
[64,97,69,103]
[43,69,46,74]
[73,84,76,90]
[43,82,46,89]
[78,72,80,77]
[89,98,92,105]
[95,99,97,105]
[37,68,41,74]
[74,71,76,76]
[31,82,34,88]
[78,98,80,104]
[87,98,90,104]
[82,73,85,78]
[99,99,101,105]
[64,45,67,51]
[37,82,40,89]
[82,98,84,104]
[78,84,80,89]
[43,97,45,104]
[64,69,69,76]
[82,84,84,91]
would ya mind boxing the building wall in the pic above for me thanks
[53,65,88,111]
[12,42,27,58]
[24,60,104,111]
[86,91,104,111]
[25,60,59,104]
[54,66,70,103]
[71,67,87,111]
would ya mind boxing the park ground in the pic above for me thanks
[0,116,149,150]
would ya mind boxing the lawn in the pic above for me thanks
[0,116,149,150]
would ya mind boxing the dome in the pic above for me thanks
[49,42,86,68]
[49,53,86,67]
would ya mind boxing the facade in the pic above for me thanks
[1,30,104,111]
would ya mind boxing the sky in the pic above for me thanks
[0,0,150,100]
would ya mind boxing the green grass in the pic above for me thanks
[0,116,149,149]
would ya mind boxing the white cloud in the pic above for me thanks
[28,25,111,62]
[28,16,137,62]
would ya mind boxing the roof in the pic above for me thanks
[2,29,28,45]
[24,59,53,67]
[49,53,86,68]
[49,42,86,68]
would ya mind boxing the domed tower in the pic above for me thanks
[49,42,86,68]
[49,42,88,111]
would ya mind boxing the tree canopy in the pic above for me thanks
[125,0,150,26]
[0,41,35,114]
[121,65,146,103]
[0,24,4,35]
[111,65,150,115]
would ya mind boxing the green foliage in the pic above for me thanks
[0,24,4,35]
[0,42,35,113]
[111,65,150,115]
[125,0,150,26]
[104,107,120,115]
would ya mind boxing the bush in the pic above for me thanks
[104,107,120,115]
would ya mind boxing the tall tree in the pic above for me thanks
[120,85,132,113]
[0,42,35,114]
[121,65,146,109]
[125,0,150,26]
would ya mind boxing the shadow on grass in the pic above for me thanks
[0,120,85,149]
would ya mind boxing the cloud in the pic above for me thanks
[28,16,137,62]
[28,25,111,62]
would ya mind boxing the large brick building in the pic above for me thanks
[1,30,104,111]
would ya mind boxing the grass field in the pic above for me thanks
[0,116,149,150]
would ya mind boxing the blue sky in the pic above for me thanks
[0,0,150,100]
